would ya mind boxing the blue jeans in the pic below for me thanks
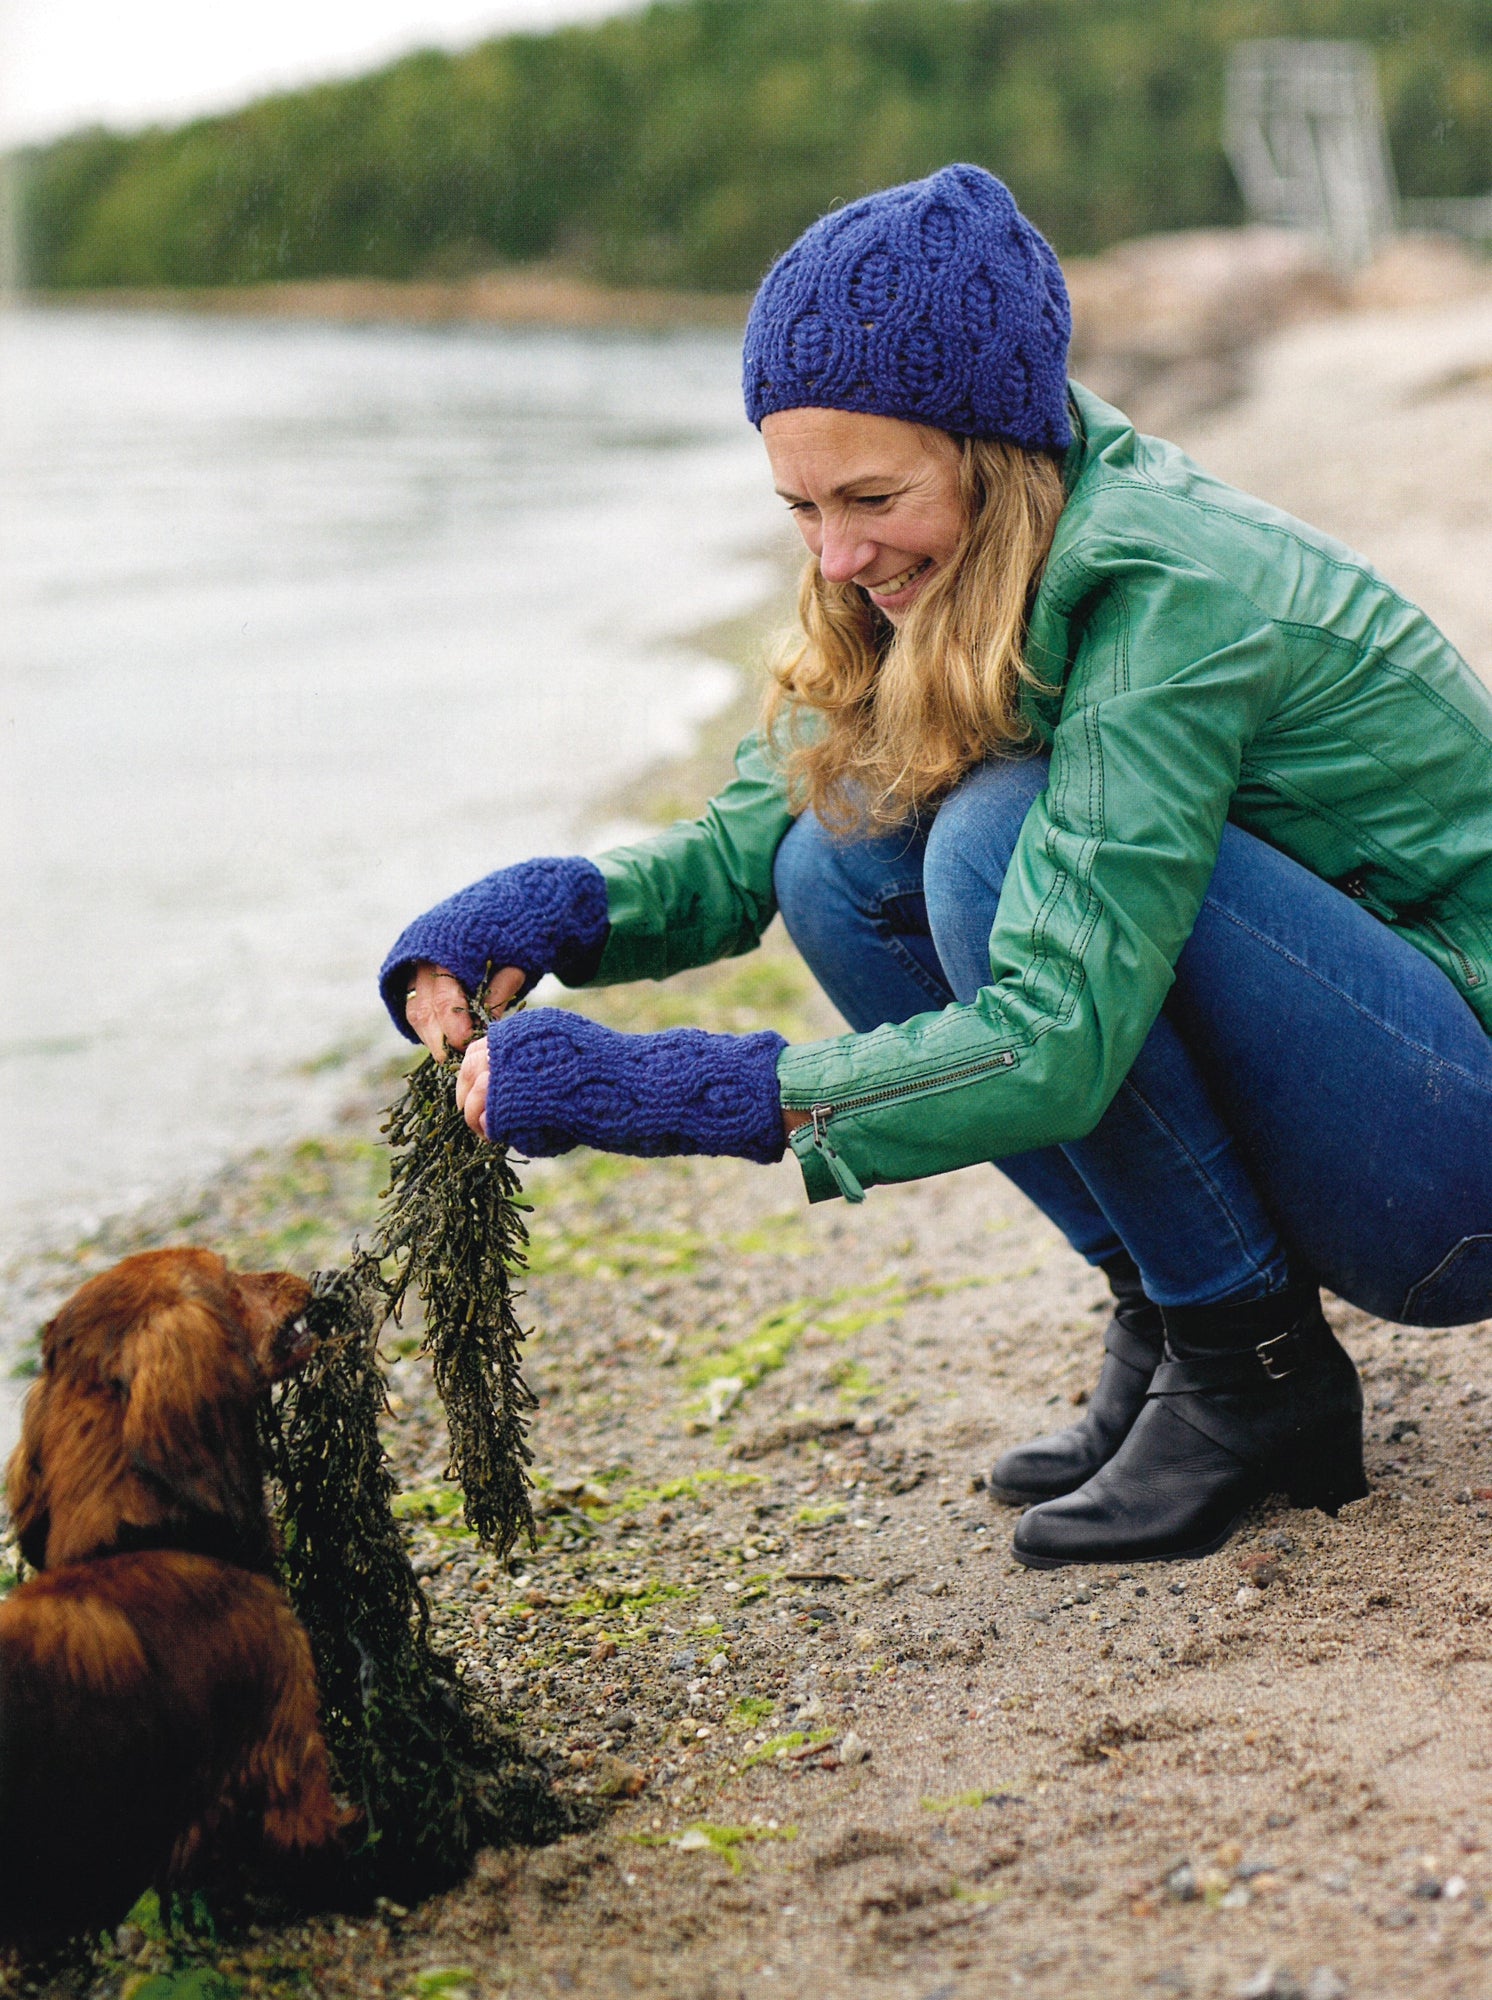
[773,754,1492,1321]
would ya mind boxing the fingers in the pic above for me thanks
[484,965,527,1016]
[456,1038,490,1138]
[404,965,473,1057]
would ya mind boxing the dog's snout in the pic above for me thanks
[275,1313,315,1371]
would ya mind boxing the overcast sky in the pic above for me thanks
[0,0,644,145]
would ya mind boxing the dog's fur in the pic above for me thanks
[0,1249,349,1944]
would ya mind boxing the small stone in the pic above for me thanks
[838,1730,870,1766]
[708,1652,728,1675]
[668,1649,697,1674]
[1165,1863,1200,1903]
[1235,1856,1278,1881]
[1445,1874,1468,1899]
[1235,1968,1304,2000]
[1238,1553,1280,1587]
[1386,1419,1420,1443]
[591,1638,618,1662]
[592,1754,647,1800]
[1220,1885,1252,1910]
[1073,1585,1093,1604]
[1304,1974,1348,2000]
[1168,1581,1188,1596]
[1235,1585,1265,1611]
[1410,1876,1443,1899]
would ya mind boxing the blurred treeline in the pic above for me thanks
[19,0,1492,292]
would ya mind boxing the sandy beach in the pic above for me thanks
[8,263,1492,2000]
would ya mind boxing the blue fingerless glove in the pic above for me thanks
[485,1009,788,1164]
[379,855,609,1040]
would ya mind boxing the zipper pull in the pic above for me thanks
[791,1105,866,1203]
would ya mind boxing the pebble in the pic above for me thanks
[1235,1584,1265,1611]
[1165,1863,1200,1903]
[1235,1968,1305,2000]
[1238,1552,1280,1587]
[592,1754,647,1800]
[838,1731,870,1766]
[668,1649,697,1674]
[708,1652,728,1675]
[1305,1973,1348,2000]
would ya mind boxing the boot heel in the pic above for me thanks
[1284,1426,1369,1516]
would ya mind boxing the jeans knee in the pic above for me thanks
[773,811,845,965]
[923,755,1047,991]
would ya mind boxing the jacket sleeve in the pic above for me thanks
[584,727,797,986]
[777,546,1283,1201]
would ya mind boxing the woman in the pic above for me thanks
[380,166,1492,1569]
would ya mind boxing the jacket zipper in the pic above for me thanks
[1339,871,1484,990]
[1418,916,1485,990]
[788,1049,1020,1203]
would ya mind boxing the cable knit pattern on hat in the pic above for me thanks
[379,855,609,1039]
[485,1010,788,1164]
[743,164,1071,452]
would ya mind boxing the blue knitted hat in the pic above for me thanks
[742,164,1071,452]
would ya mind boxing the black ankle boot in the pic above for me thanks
[989,1253,1164,1503]
[1011,1284,1367,1569]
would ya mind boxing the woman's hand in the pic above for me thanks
[456,1034,491,1137]
[403,963,526,1058]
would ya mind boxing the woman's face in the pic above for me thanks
[761,407,965,624]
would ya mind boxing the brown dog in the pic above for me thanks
[0,1249,351,1944]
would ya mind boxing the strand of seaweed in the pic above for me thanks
[260,1021,570,1895]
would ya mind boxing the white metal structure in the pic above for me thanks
[1224,39,1398,269]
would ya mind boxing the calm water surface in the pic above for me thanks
[0,306,785,1259]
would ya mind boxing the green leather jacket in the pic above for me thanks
[585,383,1492,1203]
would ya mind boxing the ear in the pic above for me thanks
[118,1290,264,1533]
[5,1377,51,1569]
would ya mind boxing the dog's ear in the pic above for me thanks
[118,1284,264,1533]
[5,1382,51,1570]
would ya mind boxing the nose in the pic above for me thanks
[817,520,876,587]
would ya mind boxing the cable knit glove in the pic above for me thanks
[379,855,609,1040]
[485,1010,788,1164]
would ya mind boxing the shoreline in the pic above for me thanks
[23,268,752,334]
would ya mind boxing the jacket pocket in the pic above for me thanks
[1402,1233,1492,1326]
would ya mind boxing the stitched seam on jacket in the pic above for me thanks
[1013,589,1121,1059]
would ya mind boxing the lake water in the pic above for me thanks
[0,306,787,1261]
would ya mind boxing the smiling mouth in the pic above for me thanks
[867,557,931,597]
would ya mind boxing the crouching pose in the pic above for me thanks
[381,166,1492,1569]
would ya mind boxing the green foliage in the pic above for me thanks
[18,0,1492,294]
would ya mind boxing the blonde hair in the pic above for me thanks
[763,435,1068,834]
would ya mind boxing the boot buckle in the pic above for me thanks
[1255,1328,1300,1381]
